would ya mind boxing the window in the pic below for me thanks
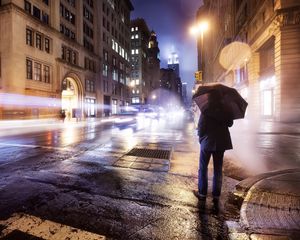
[70,13,75,25]
[24,1,31,14]
[42,12,49,25]
[45,38,50,53]
[85,0,94,8]
[131,27,134,32]
[44,65,50,83]
[42,0,49,5]
[104,50,108,62]
[85,79,95,92]
[36,33,42,50]
[113,69,118,81]
[62,45,77,65]
[33,6,41,20]
[71,51,77,65]
[135,34,138,39]
[132,97,140,104]
[103,80,109,93]
[262,89,273,117]
[26,29,33,46]
[69,0,75,7]
[26,59,33,79]
[34,62,42,81]
[102,64,108,77]
[83,7,93,23]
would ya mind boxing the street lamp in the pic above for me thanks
[190,21,209,83]
[152,94,157,100]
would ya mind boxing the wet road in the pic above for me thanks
[0,116,239,239]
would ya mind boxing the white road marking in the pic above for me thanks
[0,213,106,240]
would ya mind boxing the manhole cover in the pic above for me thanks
[125,148,171,159]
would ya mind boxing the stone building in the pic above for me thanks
[198,0,300,122]
[0,0,133,119]
[147,30,161,91]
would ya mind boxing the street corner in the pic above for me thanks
[227,169,300,239]
[0,213,106,240]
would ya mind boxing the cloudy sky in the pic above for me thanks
[131,0,203,95]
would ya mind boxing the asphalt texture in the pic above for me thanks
[0,117,240,240]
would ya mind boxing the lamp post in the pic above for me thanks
[190,21,208,86]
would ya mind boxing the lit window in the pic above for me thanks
[34,62,42,81]
[135,34,138,39]
[131,49,135,54]
[262,89,273,117]
[135,49,139,54]
[43,65,50,83]
[112,39,115,50]
[131,27,134,32]
[135,27,138,31]
[135,79,140,85]
[131,35,134,39]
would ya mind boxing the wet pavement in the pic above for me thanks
[0,116,240,239]
[0,116,299,239]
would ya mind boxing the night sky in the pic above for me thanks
[131,0,203,96]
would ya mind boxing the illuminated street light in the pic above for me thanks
[189,21,209,36]
[152,94,157,100]
[189,20,209,85]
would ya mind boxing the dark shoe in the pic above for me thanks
[193,190,206,211]
[193,190,206,201]
[212,198,220,214]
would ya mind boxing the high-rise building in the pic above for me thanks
[147,30,161,90]
[167,52,180,78]
[198,0,300,122]
[160,68,182,98]
[0,0,133,119]
[167,51,182,102]
[130,18,151,105]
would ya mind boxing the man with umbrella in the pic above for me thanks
[193,84,247,212]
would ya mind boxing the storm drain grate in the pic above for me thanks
[125,148,171,159]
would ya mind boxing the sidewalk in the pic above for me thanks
[227,168,300,239]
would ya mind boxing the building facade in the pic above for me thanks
[147,31,161,91]
[130,18,150,105]
[198,0,300,122]
[160,68,182,100]
[0,0,133,120]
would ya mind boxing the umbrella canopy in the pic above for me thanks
[193,84,248,120]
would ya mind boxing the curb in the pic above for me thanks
[226,168,300,240]
[229,168,300,208]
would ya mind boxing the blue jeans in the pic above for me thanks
[198,149,224,198]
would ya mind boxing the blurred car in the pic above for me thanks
[138,108,159,119]
[113,111,137,127]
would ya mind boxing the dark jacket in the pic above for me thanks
[198,114,233,151]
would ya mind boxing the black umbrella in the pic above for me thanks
[193,84,248,120]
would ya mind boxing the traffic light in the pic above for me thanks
[195,71,202,82]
